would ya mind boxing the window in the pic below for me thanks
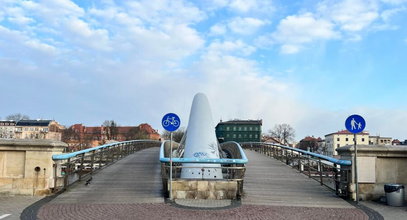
[244,127,247,131]
[249,134,252,138]
[254,127,258,131]
[226,127,230,131]
[238,134,241,138]
[337,144,340,147]
[337,138,340,141]
[249,127,252,131]
[226,134,229,137]
[238,127,241,131]
[345,138,348,141]
[233,126,236,131]
[255,134,258,138]
[233,134,236,138]
[362,138,365,142]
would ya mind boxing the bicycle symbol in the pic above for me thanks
[162,116,180,128]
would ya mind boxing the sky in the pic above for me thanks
[1,0,407,141]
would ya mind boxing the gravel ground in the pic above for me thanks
[37,203,368,220]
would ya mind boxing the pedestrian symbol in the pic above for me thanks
[345,115,366,134]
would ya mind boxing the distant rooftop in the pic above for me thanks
[325,130,369,136]
[16,120,53,126]
[217,119,262,125]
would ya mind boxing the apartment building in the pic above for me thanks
[325,130,369,156]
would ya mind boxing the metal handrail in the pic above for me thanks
[52,140,161,192]
[241,142,351,198]
[241,142,351,166]
[159,140,248,164]
[53,140,161,160]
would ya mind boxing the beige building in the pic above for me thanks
[369,136,392,145]
[325,130,369,156]
[0,121,16,139]
[14,120,64,141]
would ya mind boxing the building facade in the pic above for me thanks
[215,120,262,143]
[63,123,160,151]
[369,136,392,145]
[0,120,64,141]
[0,121,16,139]
[325,130,369,156]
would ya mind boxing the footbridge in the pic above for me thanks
[12,140,372,219]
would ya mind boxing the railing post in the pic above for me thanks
[298,157,302,173]
[308,156,311,178]
[285,149,289,165]
[99,148,103,169]
[64,158,70,189]
[334,163,339,195]
[53,162,58,192]
[79,153,85,181]
[318,159,323,186]
[90,150,95,175]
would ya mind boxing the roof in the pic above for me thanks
[325,130,369,137]
[217,120,262,126]
[16,120,52,126]
[300,136,322,142]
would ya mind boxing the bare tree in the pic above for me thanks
[102,120,118,140]
[161,127,185,143]
[125,127,149,140]
[268,124,295,145]
[6,113,30,121]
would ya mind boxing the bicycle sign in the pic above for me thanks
[162,113,181,132]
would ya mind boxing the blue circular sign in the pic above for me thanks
[161,113,181,132]
[345,114,366,134]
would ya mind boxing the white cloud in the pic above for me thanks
[206,40,256,56]
[228,0,274,14]
[209,24,227,36]
[318,0,379,32]
[64,18,111,51]
[381,0,407,5]
[125,0,205,25]
[228,17,267,35]
[271,13,338,54]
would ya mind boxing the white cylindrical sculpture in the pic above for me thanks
[180,93,223,179]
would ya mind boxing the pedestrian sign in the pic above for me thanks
[345,114,366,134]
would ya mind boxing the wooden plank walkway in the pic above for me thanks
[242,150,353,208]
[50,148,163,204]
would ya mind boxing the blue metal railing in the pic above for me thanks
[53,140,159,160]
[242,142,351,166]
[159,140,248,164]
[241,142,351,198]
[52,140,161,191]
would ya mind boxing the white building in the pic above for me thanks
[325,130,369,156]
[0,121,16,139]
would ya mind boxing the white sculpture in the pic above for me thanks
[180,93,223,179]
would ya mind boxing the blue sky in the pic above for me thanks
[1,0,406,140]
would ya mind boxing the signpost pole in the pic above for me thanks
[345,114,365,204]
[354,133,358,204]
[170,132,173,200]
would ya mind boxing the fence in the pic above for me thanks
[52,140,161,191]
[241,142,351,198]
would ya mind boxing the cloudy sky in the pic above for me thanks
[1,0,406,140]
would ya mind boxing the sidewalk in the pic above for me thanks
[0,196,44,220]
[360,200,407,220]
